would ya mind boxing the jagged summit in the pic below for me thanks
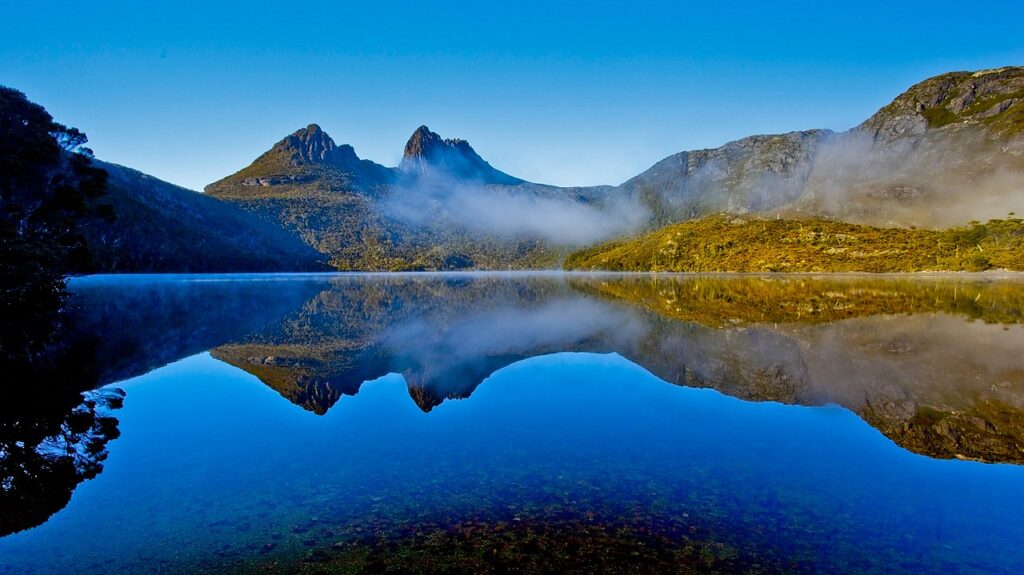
[273,123,361,167]
[402,125,444,158]
[399,125,525,185]
[205,124,395,198]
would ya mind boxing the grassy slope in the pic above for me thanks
[564,215,1024,273]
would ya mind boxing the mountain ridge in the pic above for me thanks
[204,65,1024,271]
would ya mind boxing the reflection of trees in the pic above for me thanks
[569,275,1024,327]
[0,275,327,536]
[0,283,124,536]
[0,387,123,537]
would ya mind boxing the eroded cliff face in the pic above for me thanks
[620,130,832,222]
[624,67,1024,228]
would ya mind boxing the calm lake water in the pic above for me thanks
[2,273,1024,574]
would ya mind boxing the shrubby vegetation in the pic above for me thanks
[565,215,1024,273]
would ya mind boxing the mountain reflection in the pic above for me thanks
[4,273,1024,534]
[164,274,1024,465]
[214,274,1024,464]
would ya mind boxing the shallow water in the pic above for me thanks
[2,273,1024,573]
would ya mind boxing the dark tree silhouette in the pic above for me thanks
[0,87,121,537]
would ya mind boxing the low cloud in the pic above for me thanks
[384,174,650,246]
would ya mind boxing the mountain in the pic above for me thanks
[570,67,1024,272]
[79,160,328,272]
[0,85,328,278]
[206,125,596,270]
[206,123,395,200]
[619,129,832,223]
[624,66,1024,228]
[205,66,1024,272]
[399,125,524,184]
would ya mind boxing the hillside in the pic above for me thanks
[623,67,1024,229]
[563,214,1024,273]
[80,160,328,273]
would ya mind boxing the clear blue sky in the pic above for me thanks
[3,1,1022,191]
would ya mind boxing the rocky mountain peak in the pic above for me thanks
[399,125,523,185]
[274,123,358,167]
[205,123,397,198]
[403,125,444,159]
[857,66,1024,146]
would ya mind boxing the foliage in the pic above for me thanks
[564,214,1024,273]
[0,86,111,280]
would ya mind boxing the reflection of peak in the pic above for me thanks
[406,383,445,413]
[399,125,524,185]
[402,364,490,412]
[208,345,370,415]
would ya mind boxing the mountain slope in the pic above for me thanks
[620,130,831,223]
[80,160,328,272]
[206,124,395,200]
[623,66,1024,228]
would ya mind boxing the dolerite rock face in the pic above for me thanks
[205,124,396,200]
[624,66,1024,227]
[399,125,525,184]
[274,123,362,168]
[620,130,831,220]
[857,67,1024,147]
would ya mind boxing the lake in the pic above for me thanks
[2,272,1024,574]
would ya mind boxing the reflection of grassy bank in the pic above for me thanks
[570,275,1024,326]
[565,215,1024,273]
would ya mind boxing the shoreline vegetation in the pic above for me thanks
[564,214,1024,273]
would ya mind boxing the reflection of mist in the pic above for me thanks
[382,297,645,398]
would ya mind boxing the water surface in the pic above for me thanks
[2,273,1023,573]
